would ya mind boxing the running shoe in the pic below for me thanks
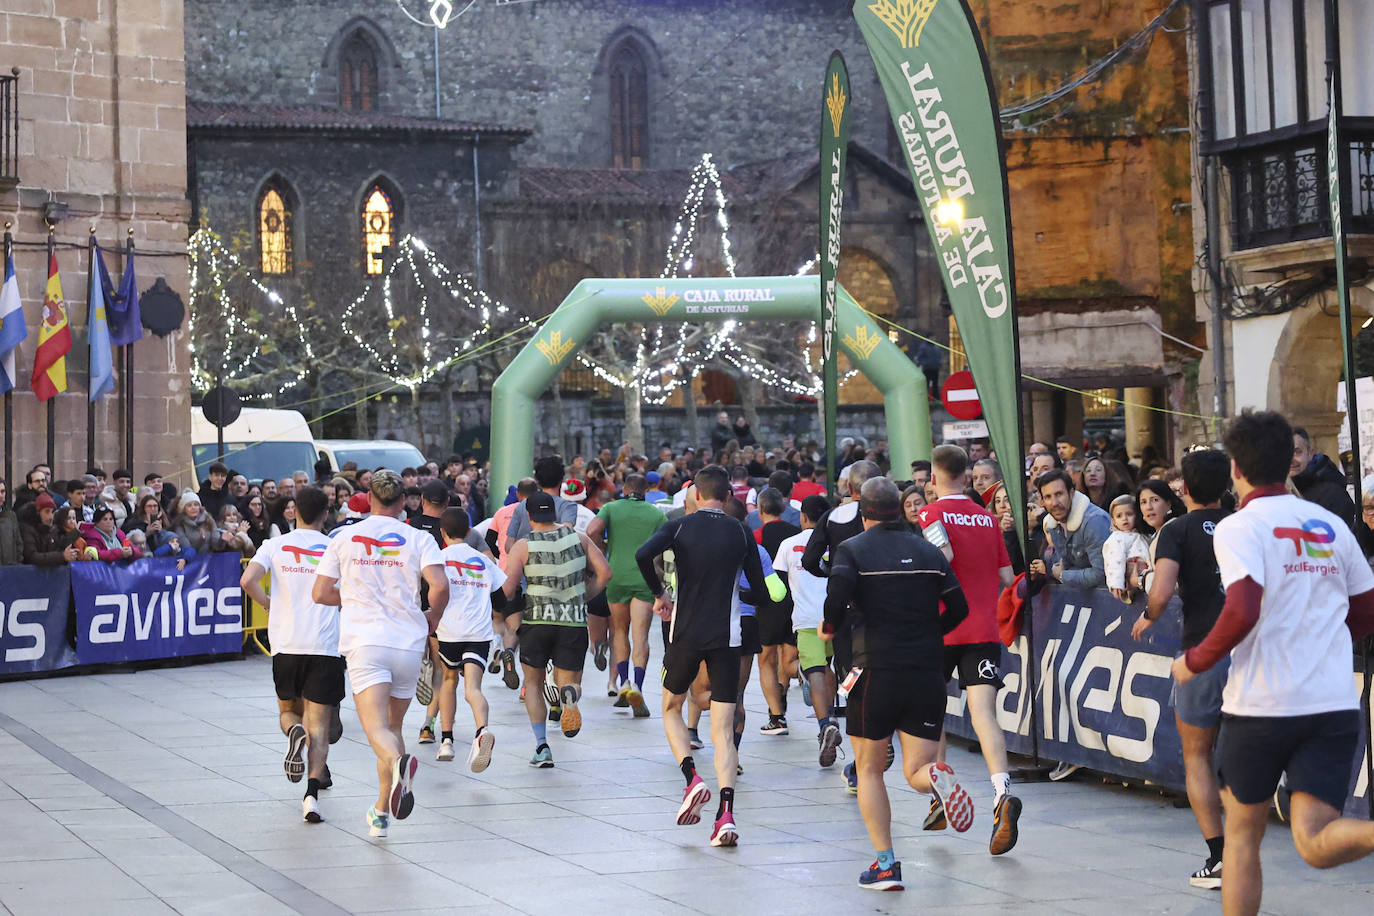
[989,794,1022,855]
[302,795,322,824]
[366,806,389,838]
[800,676,812,708]
[709,811,739,847]
[548,706,562,722]
[389,753,418,820]
[923,798,947,830]
[501,649,519,690]
[469,728,495,773]
[607,687,618,697]
[688,728,704,750]
[542,662,558,705]
[418,717,436,744]
[926,763,973,833]
[436,738,455,762]
[760,715,789,735]
[1190,858,1222,890]
[1273,777,1291,822]
[488,647,502,674]
[416,654,434,706]
[613,685,631,708]
[283,723,307,783]
[858,859,903,892]
[592,638,609,671]
[559,685,582,737]
[677,774,712,826]
[884,740,895,771]
[818,722,841,768]
[317,765,332,790]
[627,687,650,719]
[1047,761,1081,781]
[843,762,858,795]
[529,744,554,768]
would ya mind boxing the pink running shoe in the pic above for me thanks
[677,774,711,826]
[927,762,973,833]
[709,811,738,847]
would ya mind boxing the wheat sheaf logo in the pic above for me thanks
[869,0,939,49]
[536,330,577,365]
[843,325,882,360]
[641,286,680,317]
[826,73,847,139]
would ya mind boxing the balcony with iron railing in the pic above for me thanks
[0,68,17,191]
[1225,127,1374,251]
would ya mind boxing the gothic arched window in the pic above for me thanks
[339,32,379,111]
[256,180,295,275]
[361,184,396,275]
[608,43,648,169]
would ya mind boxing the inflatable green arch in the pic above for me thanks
[489,276,932,497]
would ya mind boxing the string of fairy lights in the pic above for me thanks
[187,152,855,407]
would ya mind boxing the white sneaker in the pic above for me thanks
[436,738,455,762]
[468,729,495,773]
[1048,761,1082,782]
[302,795,322,823]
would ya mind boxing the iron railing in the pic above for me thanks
[0,68,17,190]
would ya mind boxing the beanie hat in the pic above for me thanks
[34,493,55,511]
[347,492,371,514]
[180,489,201,506]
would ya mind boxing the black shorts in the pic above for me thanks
[437,640,490,673]
[943,642,1005,690]
[1216,710,1361,811]
[518,624,588,673]
[662,642,739,704]
[738,614,762,656]
[586,591,611,619]
[846,667,947,741]
[756,604,796,647]
[501,588,525,620]
[272,653,346,706]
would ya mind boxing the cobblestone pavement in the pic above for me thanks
[1,655,1371,914]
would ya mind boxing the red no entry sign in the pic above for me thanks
[941,370,982,420]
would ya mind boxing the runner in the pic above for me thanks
[239,486,342,824]
[754,488,801,735]
[487,478,537,688]
[917,445,1021,855]
[1132,447,1233,889]
[501,492,611,768]
[774,494,843,768]
[311,470,448,839]
[586,474,665,718]
[434,507,514,770]
[721,497,788,756]
[1173,410,1374,915]
[821,477,974,891]
[635,465,769,848]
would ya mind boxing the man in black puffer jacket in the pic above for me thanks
[1290,426,1356,528]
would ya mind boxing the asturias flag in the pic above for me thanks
[88,247,115,401]
[32,252,72,401]
[0,248,27,395]
[100,245,142,347]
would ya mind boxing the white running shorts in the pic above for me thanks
[344,645,423,699]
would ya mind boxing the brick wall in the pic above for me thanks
[0,0,192,485]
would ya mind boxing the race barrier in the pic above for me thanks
[944,586,1372,819]
[0,554,244,676]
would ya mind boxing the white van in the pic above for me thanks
[191,407,319,484]
[316,439,427,474]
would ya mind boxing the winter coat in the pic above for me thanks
[100,486,137,526]
[1042,490,1111,590]
[0,507,23,565]
[1293,453,1357,528]
[1103,529,1150,592]
[77,521,143,562]
[710,422,734,452]
[172,512,226,554]
[19,506,66,566]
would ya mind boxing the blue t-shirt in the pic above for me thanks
[736,543,774,618]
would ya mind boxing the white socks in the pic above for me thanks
[991,771,1011,801]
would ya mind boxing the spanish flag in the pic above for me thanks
[32,251,72,401]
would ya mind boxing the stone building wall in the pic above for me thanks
[1,0,192,483]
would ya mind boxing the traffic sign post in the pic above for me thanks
[941,370,983,421]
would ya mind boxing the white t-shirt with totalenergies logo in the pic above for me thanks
[774,529,827,631]
[251,528,339,657]
[436,542,507,643]
[1213,492,1374,717]
[317,514,445,655]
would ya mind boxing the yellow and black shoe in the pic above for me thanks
[989,794,1022,856]
[923,797,947,831]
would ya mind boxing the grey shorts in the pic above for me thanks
[1172,654,1229,729]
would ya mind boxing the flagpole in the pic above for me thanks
[124,230,135,471]
[45,229,55,472]
[2,223,12,490]
[86,228,97,470]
